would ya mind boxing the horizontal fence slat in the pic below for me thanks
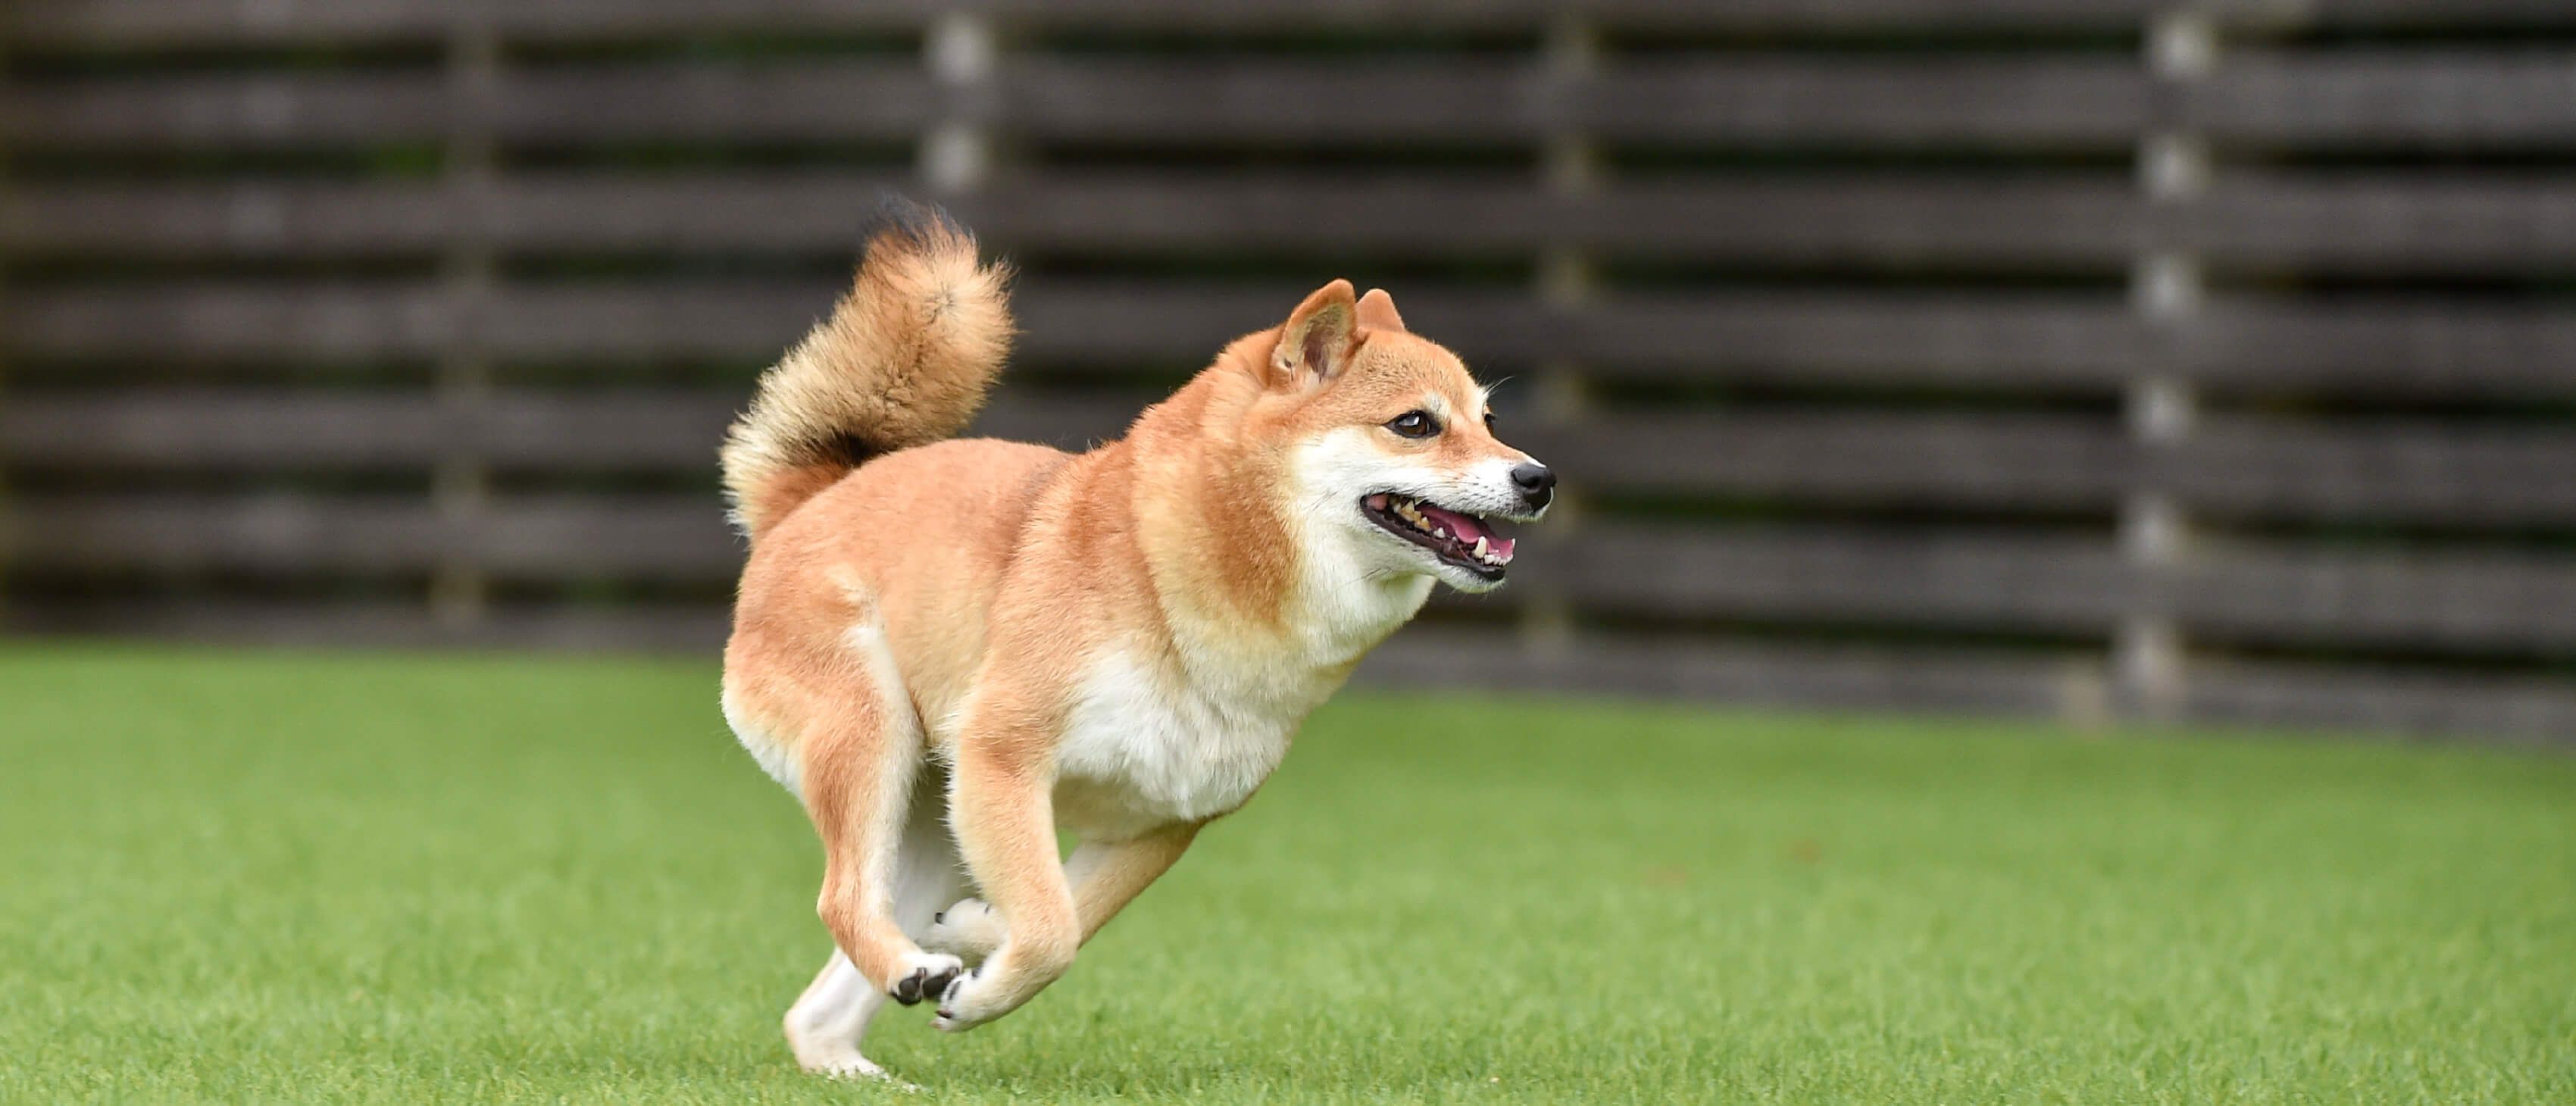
[3,2,2171,49]
[2167,417,2576,526]
[1596,294,2576,395]
[1003,61,1538,144]
[1573,293,2145,385]
[5,1,467,46]
[4,280,2152,383]
[2186,661,2576,745]
[496,64,930,144]
[2194,53,2576,148]
[23,0,2574,52]
[2,57,2150,152]
[1361,628,2097,717]
[1,2,923,46]
[2,284,455,359]
[14,1,2570,48]
[1515,413,2134,509]
[961,177,2137,265]
[0,73,452,148]
[0,282,830,361]
[0,184,452,255]
[1545,417,2576,524]
[1003,58,2146,147]
[0,601,733,652]
[2185,177,2576,273]
[1548,524,2130,632]
[996,0,2166,31]
[2213,1,2576,31]
[11,53,2569,156]
[2177,548,2576,653]
[482,283,829,358]
[2,65,930,149]
[2184,298,2576,398]
[1577,60,2144,145]
[0,174,2144,267]
[0,390,1140,469]
[2,495,739,577]
[24,174,2576,274]
[0,392,452,466]
[8,498,436,573]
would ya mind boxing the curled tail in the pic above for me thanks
[721,196,1014,539]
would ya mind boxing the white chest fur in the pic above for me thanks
[1051,650,1327,838]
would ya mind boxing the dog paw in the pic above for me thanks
[803,1053,902,1086]
[930,968,993,1033]
[886,950,963,1007]
[921,898,1005,963]
[793,1043,921,1089]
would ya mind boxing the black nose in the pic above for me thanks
[1510,462,1555,509]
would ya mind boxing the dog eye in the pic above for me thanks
[1386,411,1439,439]
[1483,411,1496,430]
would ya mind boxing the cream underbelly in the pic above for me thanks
[727,639,1339,840]
[1047,651,1315,840]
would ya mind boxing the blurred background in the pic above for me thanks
[2,0,2573,743]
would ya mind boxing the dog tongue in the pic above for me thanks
[1415,504,1515,559]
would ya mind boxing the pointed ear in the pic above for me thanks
[1270,280,1359,389]
[1355,288,1406,333]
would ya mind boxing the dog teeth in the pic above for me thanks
[1378,496,1510,569]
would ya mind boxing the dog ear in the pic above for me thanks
[1355,288,1406,333]
[1271,280,1358,389]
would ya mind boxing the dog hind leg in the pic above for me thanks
[792,613,968,1011]
[782,950,888,1079]
[782,771,971,1079]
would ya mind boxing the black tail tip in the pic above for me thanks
[862,190,971,253]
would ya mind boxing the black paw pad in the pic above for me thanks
[921,964,960,1001]
[891,967,928,1005]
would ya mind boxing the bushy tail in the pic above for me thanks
[721,196,1013,539]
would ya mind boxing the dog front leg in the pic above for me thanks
[924,822,1200,964]
[932,729,1079,1032]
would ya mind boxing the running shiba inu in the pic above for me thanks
[717,198,1553,1080]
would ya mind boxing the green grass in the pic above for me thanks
[2,647,2571,1104]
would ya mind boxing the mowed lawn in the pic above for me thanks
[2,648,2570,1104]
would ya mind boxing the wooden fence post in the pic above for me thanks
[0,44,11,624]
[1524,13,1597,658]
[432,15,499,630]
[2123,8,2216,723]
[923,11,998,196]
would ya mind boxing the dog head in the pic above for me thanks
[1260,280,1553,594]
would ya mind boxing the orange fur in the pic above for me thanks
[719,197,1014,539]
[721,200,1549,1077]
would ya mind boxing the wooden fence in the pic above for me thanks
[5,1,2576,742]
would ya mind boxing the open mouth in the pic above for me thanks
[1361,492,1515,581]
